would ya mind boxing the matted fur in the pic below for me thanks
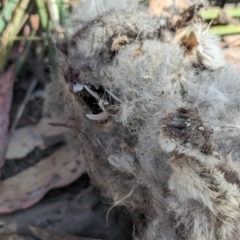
[160,108,240,240]
[45,1,240,239]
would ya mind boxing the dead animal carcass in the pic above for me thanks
[46,1,240,239]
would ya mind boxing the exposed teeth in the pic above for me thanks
[103,100,109,105]
[86,111,109,121]
[84,85,100,101]
[98,99,109,111]
[73,83,84,92]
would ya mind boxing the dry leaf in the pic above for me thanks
[176,3,203,29]
[0,65,15,167]
[224,47,240,60]
[180,32,199,65]
[223,47,240,69]
[175,0,209,10]
[30,15,40,31]
[2,234,35,240]
[174,0,191,9]
[0,145,85,213]
[174,29,200,67]
[181,31,199,53]
[30,226,97,240]
[223,35,240,47]
[232,39,240,47]
[0,189,132,240]
[6,117,67,159]
[149,0,173,17]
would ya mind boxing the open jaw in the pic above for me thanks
[66,74,122,121]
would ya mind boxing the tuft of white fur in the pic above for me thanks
[108,153,136,175]
[193,22,226,70]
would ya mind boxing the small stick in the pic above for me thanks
[0,78,37,169]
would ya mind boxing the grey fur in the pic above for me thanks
[46,2,240,239]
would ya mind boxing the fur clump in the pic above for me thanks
[193,24,226,70]
[45,2,240,240]
[160,108,240,240]
[65,0,139,37]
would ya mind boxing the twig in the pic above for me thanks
[48,122,90,141]
[0,78,37,169]
[0,65,15,170]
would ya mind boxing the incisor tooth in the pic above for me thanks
[86,111,109,121]
[84,85,100,101]
[73,83,84,92]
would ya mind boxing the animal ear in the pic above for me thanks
[56,40,69,56]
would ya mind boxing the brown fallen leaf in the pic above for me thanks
[231,39,240,47]
[174,0,191,9]
[224,47,240,60]
[2,234,35,240]
[0,65,15,167]
[0,145,85,213]
[0,189,133,239]
[149,0,173,17]
[6,117,67,159]
[30,226,99,240]
[173,28,201,67]
[181,31,199,53]
[175,3,203,29]
[223,35,240,47]
[223,47,240,69]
